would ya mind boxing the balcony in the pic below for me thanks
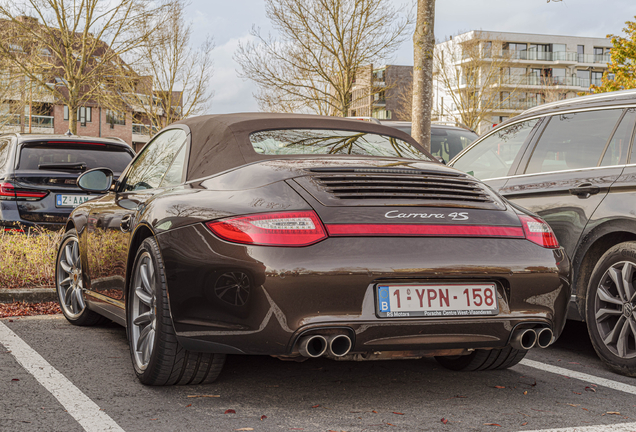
[132,123,159,143]
[477,49,610,65]
[0,114,54,134]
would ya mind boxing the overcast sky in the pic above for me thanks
[186,0,636,114]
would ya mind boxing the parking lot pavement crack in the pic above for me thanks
[0,321,125,432]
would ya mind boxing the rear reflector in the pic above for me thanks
[0,182,47,199]
[519,215,559,249]
[326,224,525,238]
[206,211,327,247]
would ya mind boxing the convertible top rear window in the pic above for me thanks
[249,129,432,161]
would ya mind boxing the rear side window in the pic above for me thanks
[18,142,133,172]
[0,138,10,170]
[603,108,635,166]
[452,119,538,180]
[430,129,478,163]
[525,109,624,174]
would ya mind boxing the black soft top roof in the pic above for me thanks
[171,113,430,180]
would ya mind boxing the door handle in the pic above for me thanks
[120,214,133,232]
[569,183,600,198]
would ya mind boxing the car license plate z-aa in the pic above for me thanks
[376,284,499,318]
[56,194,91,208]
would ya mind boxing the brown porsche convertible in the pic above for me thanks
[55,113,570,385]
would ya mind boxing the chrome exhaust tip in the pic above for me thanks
[536,327,554,349]
[328,335,352,357]
[510,328,537,350]
[298,335,328,358]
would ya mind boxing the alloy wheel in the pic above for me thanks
[57,237,86,318]
[594,261,636,359]
[130,251,157,370]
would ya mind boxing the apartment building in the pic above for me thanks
[348,64,412,120]
[434,31,613,133]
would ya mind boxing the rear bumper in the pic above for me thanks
[0,197,70,230]
[158,223,571,355]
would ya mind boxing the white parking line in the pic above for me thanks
[524,422,636,432]
[0,321,125,432]
[519,358,636,395]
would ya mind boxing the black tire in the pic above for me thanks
[435,347,527,371]
[586,242,636,377]
[55,228,107,326]
[127,237,225,386]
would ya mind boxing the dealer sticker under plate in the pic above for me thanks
[56,194,91,208]
[376,283,499,318]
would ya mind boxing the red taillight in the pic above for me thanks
[519,215,559,249]
[326,224,525,238]
[206,211,327,247]
[0,182,47,199]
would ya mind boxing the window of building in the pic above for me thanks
[63,106,92,124]
[106,110,126,126]
[592,71,603,86]
[371,109,391,120]
[525,109,624,174]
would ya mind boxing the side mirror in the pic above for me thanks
[77,168,114,193]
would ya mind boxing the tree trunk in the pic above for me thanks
[412,0,435,153]
[68,103,78,135]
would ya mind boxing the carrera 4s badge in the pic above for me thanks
[384,210,469,221]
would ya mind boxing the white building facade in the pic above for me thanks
[434,31,613,133]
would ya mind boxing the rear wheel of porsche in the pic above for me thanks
[586,242,636,377]
[435,347,527,371]
[128,237,225,386]
[55,229,106,326]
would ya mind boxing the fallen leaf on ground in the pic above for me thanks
[224,409,236,414]
[392,412,404,415]
[11,378,19,381]
[567,404,580,407]
[372,410,378,413]
[521,422,528,426]
[0,302,61,318]
[261,415,267,420]
[573,391,582,395]
[494,386,505,389]
[606,412,621,415]
[441,418,448,424]
[585,387,596,392]
[523,391,528,395]
[187,395,220,398]
[311,404,320,408]
[484,424,502,427]
[185,404,192,408]
[235,429,253,431]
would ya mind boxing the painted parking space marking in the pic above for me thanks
[524,421,636,432]
[519,359,636,395]
[0,321,125,432]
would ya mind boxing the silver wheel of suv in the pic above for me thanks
[594,261,636,359]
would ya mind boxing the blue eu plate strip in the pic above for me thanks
[56,195,62,206]
[378,286,390,312]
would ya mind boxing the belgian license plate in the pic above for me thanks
[376,283,499,318]
[56,194,91,208]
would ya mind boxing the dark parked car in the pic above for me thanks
[0,134,134,231]
[56,113,569,386]
[450,89,636,376]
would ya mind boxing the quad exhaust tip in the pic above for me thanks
[511,328,537,350]
[328,334,353,357]
[298,335,327,358]
[536,327,554,349]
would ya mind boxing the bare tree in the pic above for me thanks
[412,0,435,152]
[235,0,412,117]
[0,0,171,134]
[434,32,523,132]
[125,0,214,134]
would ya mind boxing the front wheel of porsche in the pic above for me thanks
[127,237,226,386]
[55,229,106,326]
[586,242,636,377]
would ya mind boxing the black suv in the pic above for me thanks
[0,134,134,231]
[449,89,636,376]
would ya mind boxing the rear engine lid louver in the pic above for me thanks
[294,168,504,210]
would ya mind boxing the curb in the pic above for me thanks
[0,288,57,303]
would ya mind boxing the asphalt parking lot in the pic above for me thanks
[1,316,636,432]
